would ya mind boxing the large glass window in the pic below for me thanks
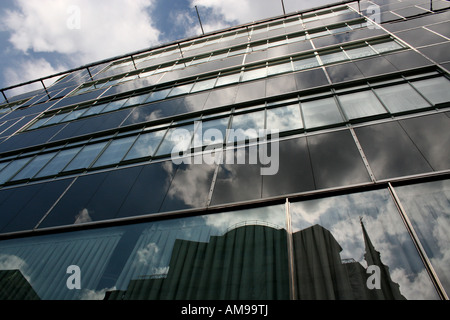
[410,77,450,105]
[338,90,387,120]
[63,142,108,172]
[266,104,303,132]
[228,110,266,143]
[92,136,136,168]
[9,153,56,182]
[0,204,287,300]
[290,188,440,300]
[123,129,167,161]
[394,179,450,294]
[375,83,431,114]
[34,147,82,178]
[154,124,195,157]
[301,97,344,129]
[0,158,31,184]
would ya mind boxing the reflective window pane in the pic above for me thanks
[63,142,108,172]
[355,121,433,180]
[266,104,303,132]
[267,61,293,76]
[0,203,288,300]
[155,124,194,157]
[145,88,172,103]
[195,117,229,146]
[344,46,377,59]
[375,83,431,114]
[92,136,137,168]
[371,40,403,53]
[307,130,370,189]
[301,97,344,129]
[290,189,440,300]
[34,147,82,178]
[292,56,320,71]
[191,78,217,93]
[0,158,31,184]
[319,51,348,65]
[10,153,56,181]
[124,129,167,160]
[167,83,194,97]
[338,90,387,120]
[228,110,265,143]
[410,77,450,105]
[215,72,241,87]
[394,180,450,294]
[241,67,267,82]
[262,137,315,198]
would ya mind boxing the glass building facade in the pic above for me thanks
[0,0,449,300]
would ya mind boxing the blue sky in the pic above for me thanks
[0,0,337,97]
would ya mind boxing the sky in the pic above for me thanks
[0,0,338,97]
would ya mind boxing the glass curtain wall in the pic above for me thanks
[0,180,448,300]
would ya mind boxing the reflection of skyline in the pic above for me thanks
[105,221,405,300]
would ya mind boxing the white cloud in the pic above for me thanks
[1,0,161,88]
[2,0,160,63]
[3,57,66,94]
[191,0,339,28]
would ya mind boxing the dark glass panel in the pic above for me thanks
[123,129,167,160]
[203,85,238,110]
[0,184,42,232]
[266,104,303,133]
[410,77,450,105]
[210,147,262,205]
[1,178,73,233]
[293,69,329,91]
[34,147,82,178]
[395,179,450,293]
[383,50,433,71]
[92,136,137,168]
[354,56,398,78]
[374,83,431,114]
[228,110,265,143]
[325,62,365,84]
[301,97,344,129]
[159,160,216,212]
[194,117,229,146]
[307,129,371,189]
[262,137,315,198]
[290,189,440,300]
[265,73,298,97]
[235,79,267,104]
[10,152,56,181]
[338,90,387,120]
[63,141,108,172]
[116,161,178,218]
[37,171,109,228]
[418,42,450,64]
[0,158,31,184]
[0,124,65,154]
[399,113,450,171]
[0,203,288,300]
[395,28,446,47]
[355,121,433,180]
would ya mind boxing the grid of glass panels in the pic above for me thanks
[0,179,448,300]
[2,71,449,187]
[27,38,405,132]
[76,18,372,96]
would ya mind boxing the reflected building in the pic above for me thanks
[105,222,405,300]
[0,0,449,300]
